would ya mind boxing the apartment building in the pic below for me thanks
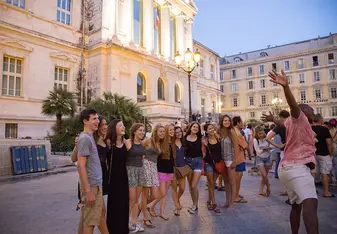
[219,33,337,121]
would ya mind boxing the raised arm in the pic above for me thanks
[268,70,300,119]
[261,111,282,125]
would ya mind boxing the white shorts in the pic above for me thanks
[225,161,233,167]
[316,155,333,174]
[278,164,317,204]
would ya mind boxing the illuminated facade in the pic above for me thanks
[0,0,218,139]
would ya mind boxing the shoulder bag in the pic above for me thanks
[206,139,225,174]
[174,146,192,178]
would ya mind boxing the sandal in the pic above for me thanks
[147,207,158,217]
[266,185,271,196]
[213,204,220,213]
[234,198,248,203]
[159,215,169,221]
[174,209,180,216]
[323,193,335,198]
[206,201,212,210]
[259,192,267,197]
[143,219,155,228]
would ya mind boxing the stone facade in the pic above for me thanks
[219,34,337,121]
[0,0,220,140]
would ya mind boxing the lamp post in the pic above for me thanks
[174,48,201,122]
[271,97,283,115]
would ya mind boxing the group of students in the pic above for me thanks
[72,108,252,234]
[74,69,323,234]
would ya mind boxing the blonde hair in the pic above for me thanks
[161,124,175,160]
[150,124,165,153]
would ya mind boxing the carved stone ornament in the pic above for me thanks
[0,36,33,52]
[49,52,77,63]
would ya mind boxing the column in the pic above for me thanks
[175,12,185,55]
[160,2,171,58]
[101,0,117,41]
[186,18,193,52]
[142,0,154,52]
[124,0,132,44]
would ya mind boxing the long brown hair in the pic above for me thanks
[93,116,106,143]
[185,122,202,138]
[218,114,235,141]
[172,126,183,159]
[130,123,145,143]
[161,124,174,160]
[150,124,165,153]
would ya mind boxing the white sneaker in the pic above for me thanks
[136,222,145,232]
[129,223,139,233]
[188,205,198,214]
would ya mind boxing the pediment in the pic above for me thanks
[0,36,33,52]
[50,52,77,63]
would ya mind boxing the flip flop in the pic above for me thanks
[259,192,267,197]
[143,219,155,228]
[159,215,169,221]
[147,207,158,217]
[174,209,180,216]
[234,198,248,203]
[239,194,244,198]
[323,194,335,198]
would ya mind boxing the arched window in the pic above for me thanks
[234,57,243,62]
[260,52,268,57]
[157,78,165,100]
[137,72,146,102]
[175,83,180,103]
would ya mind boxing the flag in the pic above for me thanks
[155,8,160,30]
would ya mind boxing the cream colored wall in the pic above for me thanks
[221,48,337,121]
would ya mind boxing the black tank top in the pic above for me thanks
[185,137,202,158]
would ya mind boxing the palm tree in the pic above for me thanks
[87,92,148,135]
[42,88,77,133]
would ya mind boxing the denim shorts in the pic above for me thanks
[204,162,215,173]
[185,157,203,172]
[235,162,246,172]
[257,156,271,166]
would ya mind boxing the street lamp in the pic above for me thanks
[175,48,201,122]
[271,97,283,115]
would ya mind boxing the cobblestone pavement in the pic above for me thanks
[0,161,336,234]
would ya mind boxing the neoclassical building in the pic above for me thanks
[0,0,221,139]
[220,33,337,121]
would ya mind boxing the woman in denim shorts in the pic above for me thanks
[202,123,221,213]
[184,122,203,214]
[253,126,272,196]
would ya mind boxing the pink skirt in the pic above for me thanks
[158,172,174,183]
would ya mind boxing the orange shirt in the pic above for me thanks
[234,128,248,164]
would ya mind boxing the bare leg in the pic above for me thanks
[129,187,142,225]
[177,177,186,207]
[222,168,230,206]
[322,174,332,196]
[159,181,171,218]
[172,176,179,210]
[290,203,302,234]
[235,172,245,201]
[148,182,166,214]
[82,226,94,234]
[227,167,237,208]
[141,187,150,221]
[98,204,109,234]
[206,172,215,204]
[302,198,319,234]
[188,172,202,206]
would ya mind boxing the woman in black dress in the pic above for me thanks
[106,119,129,234]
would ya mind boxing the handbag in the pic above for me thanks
[174,148,192,178]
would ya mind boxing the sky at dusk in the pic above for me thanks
[192,0,337,57]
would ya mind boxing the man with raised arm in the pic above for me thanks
[264,70,318,234]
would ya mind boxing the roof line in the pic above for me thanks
[193,39,220,57]
[224,33,336,58]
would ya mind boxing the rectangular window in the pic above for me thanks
[231,83,237,92]
[328,53,334,64]
[299,73,305,84]
[199,60,204,76]
[316,107,323,115]
[261,95,266,105]
[54,67,69,90]
[297,58,304,69]
[272,81,278,87]
[57,0,71,25]
[249,96,254,106]
[330,87,337,99]
[2,56,22,96]
[153,4,160,54]
[331,106,337,116]
[230,70,236,79]
[312,56,319,67]
[210,65,214,79]
[260,79,266,88]
[247,67,253,77]
[250,112,255,118]
[329,69,336,80]
[300,91,306,102]
[272,63,277,72]
[287,75,292,84]
[220,85,224,93]
[284,61,290,71]
[170,17,175,58]
[133,0,142,45]
[233,97,238,107]
[6,0,25,8]
[5,123,18,139]
[315,89,321,100]
[248,81,254,90]
[220,72,224,81]
[313,71,320,82]
[259,65,264,75]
